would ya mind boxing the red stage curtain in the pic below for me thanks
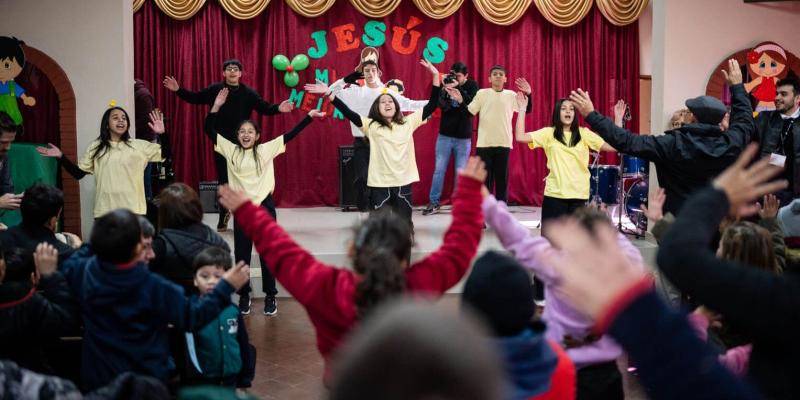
[16,62,59,146]
[134,0,638,207]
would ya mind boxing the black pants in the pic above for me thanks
[536,196,587,300]
[214,152,230,226]
[234,194,277,297]
[369,185,413,228]
[476,147,510,202]
[576,361,624,400]
[353,137,371,211]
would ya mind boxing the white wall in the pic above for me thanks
[638,0,652,76]
[651,0,800,135]
[0,0,135,235]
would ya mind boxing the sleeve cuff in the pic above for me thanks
[594,276,654,334]
[585,111,604,126]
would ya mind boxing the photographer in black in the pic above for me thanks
[423,62,479,215]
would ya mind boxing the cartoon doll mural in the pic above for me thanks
[0,37,35,132]
[744,41,788,112]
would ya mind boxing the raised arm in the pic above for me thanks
[514,92,530,142]
[36,144,88,180]
[419,59,441,120]
[164,76,218,105]
[204,88,230,144]
[163,264,247,331]
[283,109,326,144]
[250,86,294,116]
[721,59,756,145]
[515,78,533,114]
[657,145,797,342]
[570,89,674,162]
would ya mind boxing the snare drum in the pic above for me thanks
[589,165,620,204]
[622,155,649,176]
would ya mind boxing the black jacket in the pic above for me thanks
[658,187,800,399]
[0,273,80,373]
[438,79,478,139]
[0,224,75,261]
[177,82,280,143]
[150,223,230,293]
[754,110,800,195]
[0,158,12,196]
[586,84,754,215]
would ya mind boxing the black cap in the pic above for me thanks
[685,96,727,125]
[461,251,534,337]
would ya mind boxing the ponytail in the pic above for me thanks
[351,209,413,318]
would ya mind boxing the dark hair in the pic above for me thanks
[385,79,404,93]
[720,222,778,273]
[352,209,412,318]
[777,76,800,97]
[361,60,380,72]
[367,94,405,129]
[451,62,468,75]
[230,120,265,175]
[222,58,242,71]
[489,64,506,75]
[91,107,132,162]
[157,183,204,230]
[330,301,504,400]
[193,246,233,273]
[551,98,581,147]
[138,216,155,239]
[573,206,613,234]
[90,209,142,264]
[2,248,34,283]
[0,111,16,135]
[0,37,25,68]
[20,184,63,227]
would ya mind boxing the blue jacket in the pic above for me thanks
[495,326,559,400]
[61,246,235,390]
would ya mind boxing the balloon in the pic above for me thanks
[284,72,299,87]
[290,54,310,71]
[272,54,290,71]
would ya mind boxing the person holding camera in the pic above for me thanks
[422,62,479,215]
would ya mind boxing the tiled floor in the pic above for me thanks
[244,296,648,400]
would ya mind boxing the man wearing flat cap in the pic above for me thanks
[567,59,753,216]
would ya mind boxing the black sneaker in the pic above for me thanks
[217,211,232,232]
[263,296,277,316]
[422,204,440,216]
[238,294,251,315]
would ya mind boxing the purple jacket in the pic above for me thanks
[483,195,644,369]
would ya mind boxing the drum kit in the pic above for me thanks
[589,153,649,237]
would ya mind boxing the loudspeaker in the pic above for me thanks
[339,145,357,211]
[198,181,220,213]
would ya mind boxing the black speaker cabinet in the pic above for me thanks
[198,181,220,213]
[339,145,357,211]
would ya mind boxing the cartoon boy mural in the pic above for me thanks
[0,37,36,131]
[744,41,788,111]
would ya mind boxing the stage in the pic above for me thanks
[205,205,659,298]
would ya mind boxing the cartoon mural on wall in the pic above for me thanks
[744,42,789,112]
[0,37,36,132]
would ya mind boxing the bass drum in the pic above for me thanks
[624,177,649,232]
[589,165,620,205]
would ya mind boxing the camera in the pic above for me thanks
[443,72,457,85]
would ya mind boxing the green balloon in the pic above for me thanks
[284,72,299,87]
[290,54,310,71]
[272,54,290,71]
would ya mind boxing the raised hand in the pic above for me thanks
[278,100,295,113]
[721,59,743,86]
[304,79,330,95]
[343,71,364,85]
[458,156,488,184]
[541,219,648,319]
[34,242,59,277]
[712,143,788,217]
[218,184,251,213]
[212,88,229,112]
[568,88,595,117]
[758,194,780,219]
[515,78,531,96]
[36,143,63,159]
[222,261,251,291]
[419,59,438,75]
[613,100,627,120]
[516,91,529,112]
[308,109,327,118]
[163,76,180,92]
[641,188,666,222]
[148,109,165,135]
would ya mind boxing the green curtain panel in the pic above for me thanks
[0,143,58,227]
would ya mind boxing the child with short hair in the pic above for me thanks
[60,208,250,390]
[184,247,255,389]
[468,65,532,202]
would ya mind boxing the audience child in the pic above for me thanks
[0,244,79,373]
[461,251,576,400]
[216,156,487,381]
[60,208,250,390]
[184,247,255,389]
